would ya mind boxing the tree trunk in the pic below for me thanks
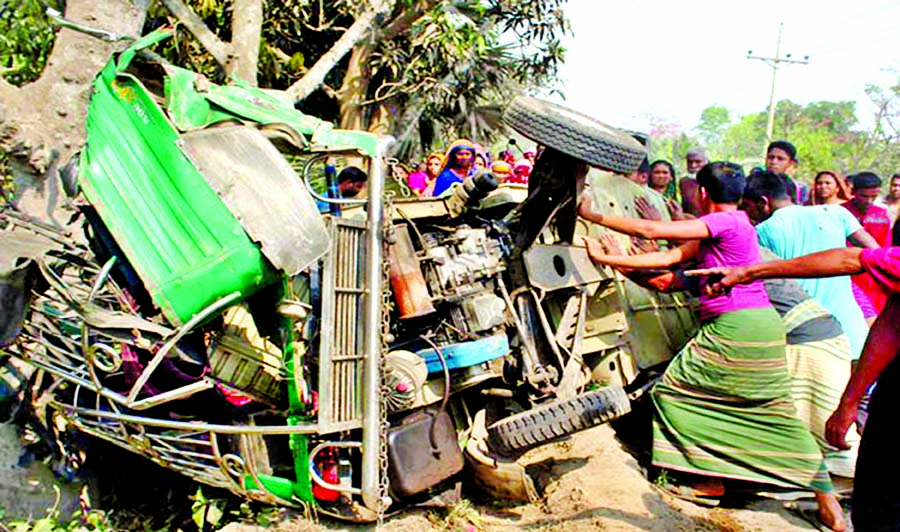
[336,0,440,134]
[230,0,263,85]
[366,102,397,136]
[159,0,229,68]
[0,0,147,202]
[338,45,372,131]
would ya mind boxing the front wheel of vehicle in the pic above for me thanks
[486,386,632,456]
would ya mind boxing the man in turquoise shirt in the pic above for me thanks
[741,171,878,358]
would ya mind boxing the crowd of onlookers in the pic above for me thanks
[577,139,900,532]
[635,142,900,245]
[391,138,535,197]
[625,141,899,326]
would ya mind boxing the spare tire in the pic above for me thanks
[502,97,645,174]
[487,386,632,456]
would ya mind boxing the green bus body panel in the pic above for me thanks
[163,65,380,157]
[79,60,276,326]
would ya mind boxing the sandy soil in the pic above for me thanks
[220,423,830,532]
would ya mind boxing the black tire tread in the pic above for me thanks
[502,97,646,174]
[487,386,632,456]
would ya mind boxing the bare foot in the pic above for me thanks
[815,491,846,531]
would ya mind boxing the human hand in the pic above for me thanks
[579,192,598,221]
[630,236,660,255]
[825,401,858,450]
[685,265,750,296]
[634,196,662,221]
[665,198,685,221]
[584,236,609,265]
[599,232,624,256]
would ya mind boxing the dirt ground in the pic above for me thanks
[220,423,829,532]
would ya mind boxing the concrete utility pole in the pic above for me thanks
[747,23,809,144]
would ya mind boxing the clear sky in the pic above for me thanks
[547,0,900,136]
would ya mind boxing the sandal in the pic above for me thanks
[654,482,721,507]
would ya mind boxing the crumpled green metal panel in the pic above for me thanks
[78,55,277,326]
[582,169,699,369]
[163,65,381,158]
[163,66,320,134]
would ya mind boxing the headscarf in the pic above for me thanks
[491,161,512,173]
[491,161,512,182]
[808,170,852,205]
[437,139,477,176]
[425,152,444,179]
[432,139,478,196]
[474,143,491,168]
[507,159,532,184]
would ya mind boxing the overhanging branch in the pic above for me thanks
[285,0,393,103]
[160,0,230,68]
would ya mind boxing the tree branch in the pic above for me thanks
[230,0,263,84]
[285,0,393,103]
[267,44,293,64]
[160,0,230,68]
[380,0,439,41]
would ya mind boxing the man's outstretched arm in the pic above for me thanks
[688,247,865,294]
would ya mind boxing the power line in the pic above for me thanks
[747,22,810,144]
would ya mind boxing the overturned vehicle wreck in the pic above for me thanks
[0,29,698,521]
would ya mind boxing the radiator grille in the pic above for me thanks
[318,220,367,430]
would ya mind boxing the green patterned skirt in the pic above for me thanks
[651,307,833,492]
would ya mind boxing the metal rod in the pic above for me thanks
[126,292,240,404]
[360,135,395,513]
[82,257,118,390]
[303,154,367,205]
[128,379,216,410]
[45,7,128,42]
[308,441,363,495]
[50,402,366,435]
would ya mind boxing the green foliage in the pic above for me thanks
[696,105,730,148]
[647,120,696,175]
[5,511,111,532]
[653,468,672,487]
[0,0,63,86]
[145,0,232,82]
[0,486,115,532]
[718,113,767,168]
[190,487,226,530]
[0,149,14,202]
[426,498,483,532]
[382,1,570,157]
[858,78,900,177]
[657,97,900,183]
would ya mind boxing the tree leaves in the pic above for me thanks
[0,0,64,86]
[652,95,900,182]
